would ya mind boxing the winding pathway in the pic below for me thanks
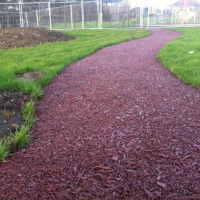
[1,30,200,199]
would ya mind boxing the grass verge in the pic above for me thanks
[158,28,200,87]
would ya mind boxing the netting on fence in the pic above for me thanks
[0,2,49,28]
[0,12,20,28]
[0,1,142,29]
[110,3,130,28]
[1,1,200,30]
[50,1,99,30]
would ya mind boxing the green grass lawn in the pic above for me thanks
[51,18,138,29]
[158,28,200,87]
[0,29,150,98]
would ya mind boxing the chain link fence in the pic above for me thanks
[0,1,143,29]
[1,1,200,30]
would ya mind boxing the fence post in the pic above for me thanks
[48,1,52,30]
[97,0,99,28]
[140,6,143,28]
[81,0,84,29]
[19,1,24,27]
[36,10,39,27]
[99,0,103,29]
[128,13,129,27]
[25,12,28,27]
[19,1,21,27]
[147,5,150,29]
[64,4,66,29]
[70,5,74,30]
[153,7,156,24]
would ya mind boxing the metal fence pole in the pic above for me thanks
[19,1,23,27]
[147,5,150,29]
[97,0,100,28]
[36,10,39,27]
[99,0,103,29]
[140,6,143,28]
[171,6,174,24]
[81,0,84,29]
[70,5,74,30]
[19,1,21,27]
[25,12,28,27]
[48,2,52,30]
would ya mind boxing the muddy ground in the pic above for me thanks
[0,27,75,139]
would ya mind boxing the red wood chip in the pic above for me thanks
[157,181,166,188]
[144,188,154,198]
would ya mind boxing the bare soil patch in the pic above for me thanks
[17,71,44,81]
[0,27,75,49]
[0,92,24,139]
[0,27,75,139]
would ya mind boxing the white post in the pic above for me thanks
[21,2,24,27]
[97,0,100,28]
[140,6,143,28]
[19,2,21,27]
[19,1,23,27]
[147,5,150,28]
[36,10,39,27]
[99,0,103,29]
[70,5,74,30]
[118,3,120,23]
[81,0,84,29]
[20,0,24,27]
[25,12,28,27]
[48,2,52,30]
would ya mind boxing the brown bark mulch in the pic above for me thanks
[0,30,200,200]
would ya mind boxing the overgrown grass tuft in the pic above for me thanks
[0,141,9,162]
[0,100,34,162]
[22,100,35,126]
[12,126,31,150]
[11,101,34,150]
[158,28,200,87]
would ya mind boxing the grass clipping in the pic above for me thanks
[0,100,34,162]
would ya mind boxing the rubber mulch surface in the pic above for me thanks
[1,30,200,200]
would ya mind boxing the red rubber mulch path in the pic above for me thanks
[1,30,200,200]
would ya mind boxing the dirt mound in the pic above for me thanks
[0,27,75,49]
